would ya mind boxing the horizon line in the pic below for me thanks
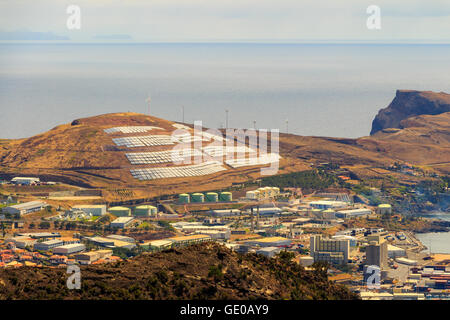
[1,39,450,45]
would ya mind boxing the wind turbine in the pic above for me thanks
[225,109,229,129]
[182,105,185,123]
[146,95,151,116]
[286,119,289,134]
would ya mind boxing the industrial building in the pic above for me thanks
[336,208,372,219]
[106,234,136,243]
[299,256,314,267]
[245,237,291,247]
[194,229,230,240]
[245,187,280,200]
[395,257,418,266]
[209,209,241,217]
[141,239,173,251]
[53,243,86,255]
[387,244,406,258]
[4,201,47,216]
[75,249,113,265]
[34,239,64,251]
[168,234,212,247]
[110,217,135,229]
[10,177,40,185]
[309,200,347,210]
[16,232,60,240]
[71,205,106,216]
[310,235,350,265]
[322,209,336,219]
[332,235,357,247]
[256,246,282,258]
[60,237,81,245]
[5,236,36,249]
[316,192,352,203]
[85,236,136,250]
[365,235,388,270]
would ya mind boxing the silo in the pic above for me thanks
[191,193,205,203]
[109,206,131,217]
[246,191,256,199]
[257,188,268,199]
[134,205,157,217]
[219,192,232,202]
[377,204,392,215]
[205,192,218,202]
[179,193,190,204]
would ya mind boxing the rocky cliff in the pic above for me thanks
[370,90,450,135]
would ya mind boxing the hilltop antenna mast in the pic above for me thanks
[182,105,185,123]
[146,95,151,116]
[225,109,229,129]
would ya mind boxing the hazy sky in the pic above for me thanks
[0,0,449,42]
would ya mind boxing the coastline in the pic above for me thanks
[414,212,450,254]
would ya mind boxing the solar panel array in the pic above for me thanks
[202,145,256,158]
[104,125,280,180]
[130,161,226,180]
[126,149,203,164]
[113,135,175,148]
[225,153,281,168]
[104,126,161,134]
[202,132,224,142]
[172,123,191,130]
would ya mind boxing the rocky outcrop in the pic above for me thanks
[370,90,450,135]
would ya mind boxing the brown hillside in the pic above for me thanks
[0,90,449,200]
[0,243,359,300]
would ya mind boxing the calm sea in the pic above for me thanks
[1,43,450,139]
[416,212,450,254]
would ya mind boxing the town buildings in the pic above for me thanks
[4,201,47,216]
[366,235,388,270]
[310,235,350,265]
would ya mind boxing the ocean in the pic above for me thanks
[416,212,450,254]
[1,43,450,139]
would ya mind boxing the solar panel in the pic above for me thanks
[129,161,226,180]
[172,133,206,143]
[113,135,175,148]
[125,149,203,165]
[202,145,256,158]
[104,126,162,134]
[172,123,191,130]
